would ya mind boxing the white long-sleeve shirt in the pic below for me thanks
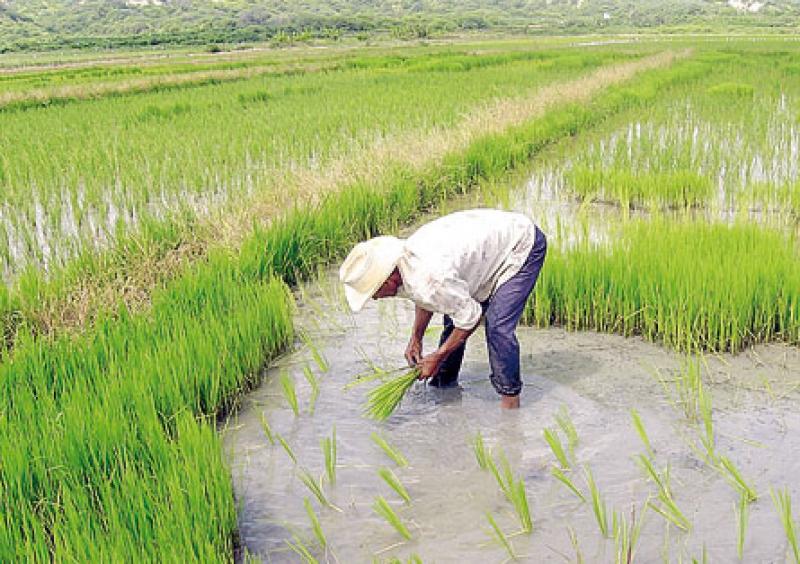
[396,209,537,329]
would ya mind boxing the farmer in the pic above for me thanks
[339,208,547,409]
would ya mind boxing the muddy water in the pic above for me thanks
[223,272,800,563]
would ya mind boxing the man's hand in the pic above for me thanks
[405,338,423,367]
[418,353,443,380]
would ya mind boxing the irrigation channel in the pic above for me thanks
[224,173,800,562]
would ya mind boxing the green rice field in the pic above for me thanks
[2,36,800,561]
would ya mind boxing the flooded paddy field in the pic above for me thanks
[225,276,800,562]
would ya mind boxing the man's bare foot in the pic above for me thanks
[500,395,520,409]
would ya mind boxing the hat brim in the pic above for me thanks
[344,273,389,312]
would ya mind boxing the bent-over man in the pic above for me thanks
[339,208,547,409]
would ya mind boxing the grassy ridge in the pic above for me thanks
[0,50,697,560]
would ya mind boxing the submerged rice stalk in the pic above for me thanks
[304,498,327,550]
[584,466,610,538]
[303,364,320,415]
[259,413,276,445]
[321,426,337,484]
[371,433,408,467]
[543,427,570,469]
[373,496,412,540]
[485,512,517,560]
[280,370,300,416]
[277,433,298,465]
[630,408,654,459]
[551,465,586,502]
[771,487,799,563]
[364,369,419,420]
[378,467,411,504]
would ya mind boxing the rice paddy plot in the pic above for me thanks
[224,274,800,562]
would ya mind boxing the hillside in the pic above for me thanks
[1,0,800,52]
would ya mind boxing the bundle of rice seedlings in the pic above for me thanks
[364,368,420,420]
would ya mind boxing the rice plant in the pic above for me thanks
[300,331,329,373]
[280,370,300,416]
[735,491,749,560]
[286,535,319,564]
[304,498,327,550]
[554,406,579,457]
[551,465,586,502]
[321,427,337,485]
[636,455,690,531]
[630,408,654,459]
[303,364,320,415]
[473,431,490,470]
[485,512,517,561]
[584,466,610,538]
[373,496,412,540]
[378,467,411,504]
[371,433,408,467]
[543,427,570,469]
[276,433,298,465]
[698,384,715,461]
[298,468,340,512]
[259,412,276,445]
[364,369,419,420]
[613,505,645,564]
[483,449,533,534]
[718,455,758,503]
[771,488,799,563]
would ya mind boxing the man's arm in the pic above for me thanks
[405,306,433,366]
[418,322,478,379]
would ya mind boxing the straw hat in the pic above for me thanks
[339,236,405,312]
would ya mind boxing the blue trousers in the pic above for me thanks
[429,226,547,396]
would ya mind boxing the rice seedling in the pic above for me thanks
[554,406,579,457]
[698,383,715,461]
[481,448,533,534]
[373,496,412,540]
[584,466,610,538]
[280,370,300,416]
[298,468,340,512]
[378,467,411,504]
[371,433,408,467]
[543,427,570,469]
[551,465,586,502]
[321,427,337,484]
[485,512,517,561]
[276,434,298,465]
[630,408,654,459]
[364,369,420,420]
[473,431,490,470]
[303,364,320,415]
[636,455,690,531]
[567,526,584,564]
[771,488,799,563]
[286,535,320,564]
[510,478,533,534]
[718,455,757,503]
[300,331,329,373]
[613,505,645,564]
[735,491,749,560]
[259,412,276,445]
[304,498,328,550]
